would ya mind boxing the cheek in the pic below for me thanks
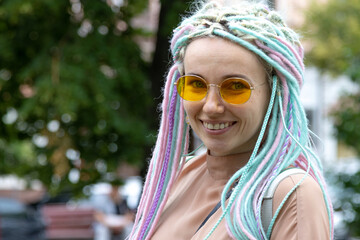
[183,101,204,127]
[253,88,271,113]
[237,92,270,125]
[183,101,191,116]
[183,101,197,119]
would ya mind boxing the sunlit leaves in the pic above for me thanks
[304,0,360,79]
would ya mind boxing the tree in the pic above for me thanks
[150,0,189,125]
[304,0,360,152]
[0,0,152,196]
[303,0,360,236]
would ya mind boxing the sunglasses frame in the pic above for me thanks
[174,74,266,105]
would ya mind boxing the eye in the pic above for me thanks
[231,81,246,90]
[191,80,206,88]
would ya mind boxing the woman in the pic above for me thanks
[130,0,334,239]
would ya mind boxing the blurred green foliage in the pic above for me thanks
[331,169,360,236]
[304,0,360,80]
[304,0,360,236]
[304,0,360,156]
[0,0,154,196]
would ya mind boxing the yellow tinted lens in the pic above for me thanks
[176,76,207,101]
[220,78,251,104]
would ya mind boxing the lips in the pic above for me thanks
[203,121,234,130]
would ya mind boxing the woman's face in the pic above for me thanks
[183,37,270,157]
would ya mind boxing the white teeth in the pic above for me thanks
[204,122,231,130]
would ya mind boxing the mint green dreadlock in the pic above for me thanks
[130,1,334,239]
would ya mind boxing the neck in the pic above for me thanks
[206,150,249,180]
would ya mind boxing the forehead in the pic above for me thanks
[183,37,266,81]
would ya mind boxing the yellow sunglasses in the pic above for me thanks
[175,75,266,105]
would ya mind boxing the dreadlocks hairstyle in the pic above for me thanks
[130,0,334,239]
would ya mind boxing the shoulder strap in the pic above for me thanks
[195,185,234,234]
[261,168,306,233]
[195,168,305,235]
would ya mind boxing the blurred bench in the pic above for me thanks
[42,204,95,240]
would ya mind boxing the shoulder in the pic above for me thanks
[271,170,330,239]
[274,171,322,202]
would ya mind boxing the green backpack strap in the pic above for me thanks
[261,168,306,234]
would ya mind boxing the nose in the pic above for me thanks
[202,86,225,115]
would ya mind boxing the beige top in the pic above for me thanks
[152,153,330,240]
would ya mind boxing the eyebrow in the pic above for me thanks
[223,73,252,81]
[185,72,253,82]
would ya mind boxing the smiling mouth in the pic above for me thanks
[203,121,235,130]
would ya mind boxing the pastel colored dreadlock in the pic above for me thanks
[129,0,334,239]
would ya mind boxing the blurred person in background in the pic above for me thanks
[92,181,134,240]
